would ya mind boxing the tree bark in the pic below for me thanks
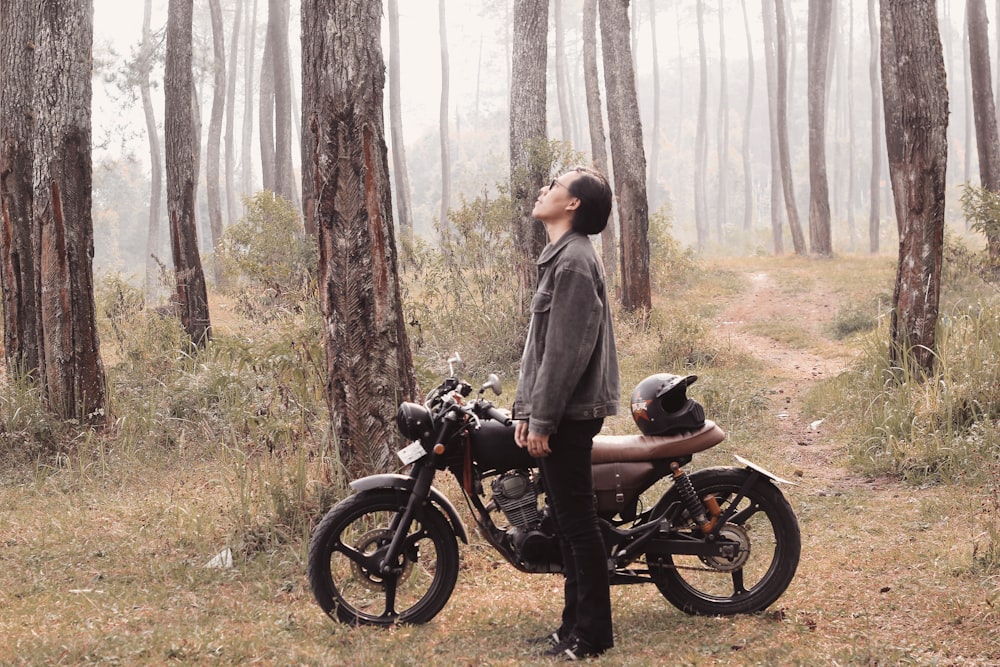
[647,0,661,214]
[165,0,211,347]
[258,10,276,193]
[268,0,295,205]
[762,0,784,254]
[880,0,948,374]
[438,0,451,230]
[32,0,106,421]
[715,0,729,240]
[0,0,42,377]
[207,0,226,286]
[554,0,572,144]
[967,0,1000,262]
[807,0,833,256]
[583,0,615,283]
[509,0,549,308]
[241,0,256,196]
[868,0,882,253]
[775,0,806,253]
[600,0,650,312]
[387,0,413,241]
[302,0,417,477]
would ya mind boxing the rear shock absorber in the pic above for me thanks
[670,462,720,535]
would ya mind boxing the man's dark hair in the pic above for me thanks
[566,166,613,235]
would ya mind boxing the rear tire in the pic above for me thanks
[647,467,800,615]
[308,488,459,625]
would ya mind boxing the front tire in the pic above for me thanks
[647,467,800,615]
[308,488,460,625]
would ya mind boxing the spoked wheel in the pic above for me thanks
[308,488,459,625]
[647,467,800,616]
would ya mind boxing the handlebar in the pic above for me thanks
[483,405,512,427]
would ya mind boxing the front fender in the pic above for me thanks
[350,473,470,544]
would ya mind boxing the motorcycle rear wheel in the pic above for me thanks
[308,488,459,625]
[646,466,800,616]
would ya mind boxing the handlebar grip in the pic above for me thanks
[486,406,512,427]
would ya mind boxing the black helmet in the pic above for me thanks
[396,402,434,441]
[630,374,706,436]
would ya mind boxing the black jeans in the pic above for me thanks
[539,417,613,650]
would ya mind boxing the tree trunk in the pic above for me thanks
[302,0,417,478]
[33,0,106,421]
[762,0,784,254]
[224,0,242,226]
[258,11,275,193]
[140,0,165,296]
[554,0,572,143]
[694,0,709,248]
[438,0,451,230]
[716,0,729,240]
[741,0,755,233]
[846,0,859,252]
[963,5,973,186]
[967,0,1000,263]
[509,0,549,309]
[207,0,226,286]
[807,0,833,256]
[583,0,615,283]
[647,0,661,214]
[387,0,413,241]
[165,0,211,347]
[0,0,42,377]
[269,0,295,205]
[775,0,806,253]
[241,0,257,196]
[868,0,882,253]
[600,0,650,312]
[880,0,948,375]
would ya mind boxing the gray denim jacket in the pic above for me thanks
[512,231,620,435]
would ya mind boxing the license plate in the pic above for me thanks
[397,441,427,465]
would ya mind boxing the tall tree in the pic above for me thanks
[387,0,414,240]
[302,0,417,478]
[1,0,42,377]
[138,0,165,296]
[258,6,276,193]
[241,0,257,196]
[807,0,833,256]
[206,0,226,286]
[224,0,242,226]
[740,0,755,233]
[868,0,882,253]
[268,0,295,204]
[438,0,451,229]
[774,0,806,253]
[554,0,572,143]
[716,0,730,240]
[967,0,1000,263]
[600,0,650,311]
[583,0,616,283]
[32,0,107,421]
[165,0,211,347]
[647,0,662,211]
[880,0,948,374]
[694,0,709,248]
[509,0,549,307]
[762,0,785,254]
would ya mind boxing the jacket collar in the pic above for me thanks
[537,229,584,266]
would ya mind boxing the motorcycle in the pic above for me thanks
[308,355,801,626]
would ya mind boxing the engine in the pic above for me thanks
[491,470,541,529]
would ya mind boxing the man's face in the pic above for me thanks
[531,171,581,223]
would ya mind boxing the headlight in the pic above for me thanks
[396,402,433,441]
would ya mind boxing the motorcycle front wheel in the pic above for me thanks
[646,466,800,616]
[308,488,460,625]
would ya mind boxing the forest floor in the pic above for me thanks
[1,256,998,666]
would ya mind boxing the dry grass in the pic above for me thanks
[2,254,999,666]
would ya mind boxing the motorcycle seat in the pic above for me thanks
[591,420,726,464]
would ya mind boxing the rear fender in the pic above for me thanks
[350,473,470,544]
[734,454,799,486]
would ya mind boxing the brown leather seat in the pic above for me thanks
[591,420,726,464]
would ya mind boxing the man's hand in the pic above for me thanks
[514,420,551,458]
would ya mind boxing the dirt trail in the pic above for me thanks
[711,270,867,491]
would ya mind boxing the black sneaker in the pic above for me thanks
[525,630,561,648]
[543,634,607,661]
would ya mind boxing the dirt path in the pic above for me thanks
[711,270,865,490]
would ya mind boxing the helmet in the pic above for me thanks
[396,402,434,441]
[630,374,706,436]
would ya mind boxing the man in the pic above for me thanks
[513,166,620,661]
